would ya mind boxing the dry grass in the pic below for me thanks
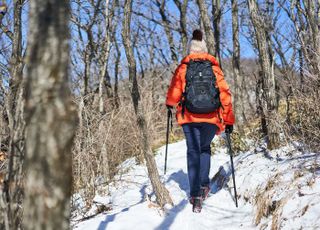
[71,75,183,206]
[237,72,320,154]
[254,173,281,226]
[254,173,305,230]
[282,75,320,152]
[270,198,287,230]
[209,131,249,156]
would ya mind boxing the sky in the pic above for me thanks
[0,0,298,90]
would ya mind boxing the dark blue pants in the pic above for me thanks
[182,123,218,197]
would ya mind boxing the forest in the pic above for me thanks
[0,0,319,229]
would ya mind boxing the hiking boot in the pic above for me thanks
[189,197,202,213]
[200,186,210,200]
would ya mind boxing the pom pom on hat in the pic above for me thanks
[192,29,203,41]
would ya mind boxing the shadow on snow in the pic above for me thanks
[97,184,148,230]
[155,170,189,230]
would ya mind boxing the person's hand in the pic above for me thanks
[166,105,173,111]
[225,125,233,134]
[166,105,173,117]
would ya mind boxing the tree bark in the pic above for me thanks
[156,0,179,65]
[2,1,25,229]
[196,0,215,55]
[282,0,320,79]
[122,0,173,208]
[231,0,246,126]
[23,1,77,229]
[298,48,304,92]
[83,45,90,96]
[99,0,117,114]
[112,27,120,109]
[7,0,24,154]
[173,0,188,57]
[247,0,280,149]
[302,0,320,76]
[212,0,221,62]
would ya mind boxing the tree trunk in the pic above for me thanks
[97,0,116,183]
[298,48,304,92]
[286,1,320,79]
[302,0,320,76]
[83,46,91,97]
[196,0,215,56]
[2,1,25,229]
[156,0,178,65]
[247,0,280,149]
[23,1,77,229]
[7,0,24,161]
[83,29,94,98]
[173,0,188,57]
[231,0,246,126]
[122,0,173,208]
[256,72,268,138]
[212,0,221,62]
[113,29,120,109]
[99,0,117,114]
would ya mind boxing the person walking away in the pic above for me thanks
[165,29,235,213]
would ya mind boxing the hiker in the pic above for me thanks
[165,29,235,213]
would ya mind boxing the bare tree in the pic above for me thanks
[112,23,121,109]
[0,1,26,229]
[155,0,179,65]
[23,0,77,229]
[121,0,173,208]
[99,0,119,114]
[231,0,246,126]
[70,0,105,98]
[196,0,215,56]
[212,0,221,61]
[247,0,280,149]
[98,0,119,183]
[281,0,320,78]
[173,0,189,57]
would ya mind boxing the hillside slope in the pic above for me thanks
[72,137,320,230]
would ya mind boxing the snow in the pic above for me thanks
[72,138,320,230]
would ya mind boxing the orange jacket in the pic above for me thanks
[166,53,235,133]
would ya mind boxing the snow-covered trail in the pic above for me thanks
[152,140,256,230]
[73,137,320,230]
[73,139,257,230]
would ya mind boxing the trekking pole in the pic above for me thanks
[226,133,238,208]
[164,108,172,175]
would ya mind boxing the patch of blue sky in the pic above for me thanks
[0,0,28,88]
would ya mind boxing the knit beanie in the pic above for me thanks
[189,29,208,54]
